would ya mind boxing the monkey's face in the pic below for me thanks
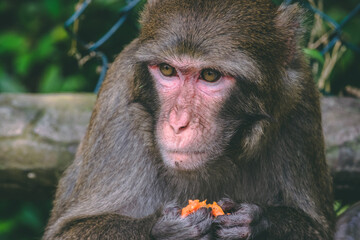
[135,0,286,171]
[148,57,236,170]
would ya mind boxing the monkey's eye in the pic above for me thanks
[159,63,176,77]
[200,69,221,82]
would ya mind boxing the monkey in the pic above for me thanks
[43,0,336,239]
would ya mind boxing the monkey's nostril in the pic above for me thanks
[170,122,189,134]
[169,109,191,134]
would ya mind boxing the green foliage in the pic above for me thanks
[304,48,325,64]
[0,200,52,240]
[0,0,142,93]
[320,0,360,93]
[272,0,283,5]
[0,0,358,94]
[39,65,86,92]
[334,201,349,216]
[0,0,142,239]
[0,68,27,92]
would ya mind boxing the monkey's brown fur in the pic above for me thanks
[44,0,335,239]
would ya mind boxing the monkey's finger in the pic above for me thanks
[216,226,250,240]
[214,214,251,228]
[189,207,212,220]
[164,207,181,217]
[217,198,237,212]
[191,208,213,238]
[234,203,263,222]
[199,233,212,240]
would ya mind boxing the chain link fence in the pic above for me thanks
[64,0,360,94]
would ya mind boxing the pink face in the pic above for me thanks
[148,57,236,171]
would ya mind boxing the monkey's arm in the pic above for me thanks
[265,206,332,240]
[45,206,213,240]
[45,214,157,240]
[215,199,332,240]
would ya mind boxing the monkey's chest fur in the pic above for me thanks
[121,156,282,218]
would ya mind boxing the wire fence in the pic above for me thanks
[64,0,360,93]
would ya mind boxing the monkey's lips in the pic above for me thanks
[162,150,207,170]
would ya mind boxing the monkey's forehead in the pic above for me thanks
[139,0,286,67]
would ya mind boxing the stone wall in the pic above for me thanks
[0,94,359,201]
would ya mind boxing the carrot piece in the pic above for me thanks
[207,201,225,217]
[181,199,207,218]
[181,199,225,218]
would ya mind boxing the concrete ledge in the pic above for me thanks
[0,94,359,201]
[0,94,95,198]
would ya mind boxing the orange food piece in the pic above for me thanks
[181,199,225,218]
[207,201,225,217]
[181,200,208,217]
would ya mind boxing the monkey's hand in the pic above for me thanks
[214,198,269,240]
[151,204,213,240]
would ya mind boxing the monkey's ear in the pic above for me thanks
[275,3,306,65]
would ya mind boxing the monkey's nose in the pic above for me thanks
[169,109,191,134]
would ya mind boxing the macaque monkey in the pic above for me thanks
[44,0,335,239]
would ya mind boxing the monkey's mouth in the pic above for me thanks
[168,150,206,155]
[167,150,207,158]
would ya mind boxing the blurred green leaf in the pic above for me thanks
[0,32,28,54]
[304,48,325,64]
[334,201,349,216]
[337,206,349,216]
[337,50,354,71]
[19,204,43,230]
[94,0,127,8]
[0,219,15,233]
[44,0,61,19]
[0,2,9,12]
[327,7,348,23]
[0,68,27,92]
[33,35,55,61]
[50,25,68,42]
[344,17,360,44]
[39,65,62,92]
[271,0,282,5]
[60,75,86,92]
[0,78,27,92]
[15,53,33,76]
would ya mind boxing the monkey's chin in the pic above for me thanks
[161,151,207,171]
